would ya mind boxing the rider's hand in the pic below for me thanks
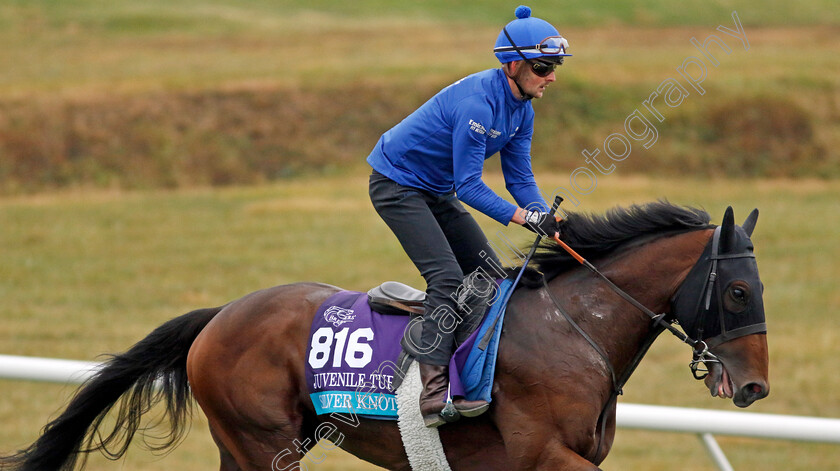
[523,210,560,237]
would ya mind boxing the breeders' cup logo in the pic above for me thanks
[324,306,356,327]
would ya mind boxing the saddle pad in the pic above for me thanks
[305,290,408,419]
[449,278,514,402]
[305,283,512,419]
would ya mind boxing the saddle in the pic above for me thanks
[366,273,497,380]
[367,281,425,316]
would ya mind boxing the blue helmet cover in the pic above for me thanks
[494,5,571,64]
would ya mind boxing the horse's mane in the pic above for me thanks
[509,200,712,287]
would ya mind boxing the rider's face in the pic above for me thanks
[511,60,556,99]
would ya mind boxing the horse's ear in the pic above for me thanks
[742,208,759,237]
[719,206,736,252]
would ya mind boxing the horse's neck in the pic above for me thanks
[596,229,712,311]
[541,229,713,379]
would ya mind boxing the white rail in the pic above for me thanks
[3,354,839,470]
[0,354,101,384]
[616,403,840,443]
[616,403,840,470]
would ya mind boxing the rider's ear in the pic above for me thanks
[742,209,759,238]
[719,206,736,253]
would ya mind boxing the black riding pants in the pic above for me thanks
[369,170,500,365]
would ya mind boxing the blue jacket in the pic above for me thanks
[367,68,548,224]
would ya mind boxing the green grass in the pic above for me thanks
[1,174,839,470]
[2,0,838,30]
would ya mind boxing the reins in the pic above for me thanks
[511,198,722,385]
[536,249,678,464]
[481,197,565,343]
[517,199,723,464]
[549,233,714,358]
[507,198,750,463]
[505,201,764,464]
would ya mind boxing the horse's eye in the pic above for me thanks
[724,281,750,312]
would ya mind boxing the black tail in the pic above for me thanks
[0,306,223,471]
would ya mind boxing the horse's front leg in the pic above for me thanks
[533,441,602,471]
[499,436,601,471]
[493,397,603,470]
[495,419,602,470]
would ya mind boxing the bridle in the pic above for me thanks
[516,202,765,463]
[542,221,765,385]
[687,226,741,379]
[674,226,766,352]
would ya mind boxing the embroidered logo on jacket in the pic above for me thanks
[468,119,486,135]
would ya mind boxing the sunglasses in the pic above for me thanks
[528,59,559,77]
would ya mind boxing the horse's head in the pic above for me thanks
[671,207,769,407]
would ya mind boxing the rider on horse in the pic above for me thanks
[367,6,568,427]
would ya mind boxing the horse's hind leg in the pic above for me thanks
[186,283,338,470]
[186,286,329,470]
[191,355,311,470]
[195,368,312,470]
[207,417,308,471]
[209,425,243,471]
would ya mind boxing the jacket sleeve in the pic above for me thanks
[500,110,549,212]
[451,96,518,225]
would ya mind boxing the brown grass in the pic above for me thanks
[1,21,838,193]
[1,81,836,194]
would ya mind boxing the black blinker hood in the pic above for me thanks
[671,225,767,349]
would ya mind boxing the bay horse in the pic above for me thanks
[0,202,769,471]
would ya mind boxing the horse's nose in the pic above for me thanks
[737,381,769,407]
